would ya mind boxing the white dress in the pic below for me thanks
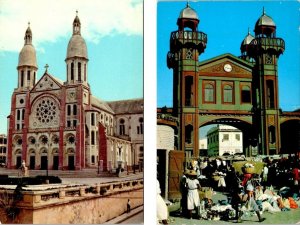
[157,180,168,221]
[186,178,200,210]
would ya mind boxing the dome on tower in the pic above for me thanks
[66,35,88,59]
[66,12,88,60]
[240,30,255,53]
[18,25,38,68]
[254,8,276,36]
[179,2,198,20]
[242,30,255,46]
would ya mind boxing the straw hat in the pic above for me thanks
[185,169,198,177]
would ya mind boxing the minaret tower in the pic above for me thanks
[17,23,38,90]
[167,2,207,158]
[66,11,89,85]
[244,8,285,155]
[240,28,255,62]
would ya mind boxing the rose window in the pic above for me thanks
[17,138,22,145]
[52,136,59,144]
[68,135,75,144]
[32,97,59,128]
[41,136,48,144]
[36,99,57,124]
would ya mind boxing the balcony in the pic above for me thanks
[169,30,207,52]
[248,37,285,54]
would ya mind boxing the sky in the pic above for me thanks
[157,0,300,111]
[0,0,143,134]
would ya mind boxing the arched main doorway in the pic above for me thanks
[199,118,254,157]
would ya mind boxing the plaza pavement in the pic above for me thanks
[0,167,143,185]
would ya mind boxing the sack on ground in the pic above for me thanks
[288,197,298,209]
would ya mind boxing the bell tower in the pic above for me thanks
[244,8,285,155]
[17,23,38,90]
[167,2,207,158]
[66,11,89,86]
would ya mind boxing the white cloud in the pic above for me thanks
[0,0,143,52]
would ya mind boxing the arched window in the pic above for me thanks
[91,131,95,145]
[241,85,251,103]
[185,76,193,106]
[137,117,143,134]
[91,113,95,126]
[73,105,77,115]
[17,109,20,120]
[119,119,125,135]
[223,84,233,103]
[22,109,25,120]
[71,62,74,81]
[78,62,81,81]
[269,126,276,144]
[21,70,24,87]
[67,105,71,116]
[267,80,275,109]
[84,64,87,81]
[204,83,214,102]
[185,125,193,144]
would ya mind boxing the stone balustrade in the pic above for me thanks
[0,178,143,224]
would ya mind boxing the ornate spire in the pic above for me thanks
[73,10,81,35]
[263,7,266,15]
[24,22,32,45]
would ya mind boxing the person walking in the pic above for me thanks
[180,172,188,217]
[262,165,269,185]
[186,170,201,219]
[245,177,265,222]
[157,179,168,224]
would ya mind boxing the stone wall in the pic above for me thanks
[0,179,143,224]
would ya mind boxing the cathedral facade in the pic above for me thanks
[6,13,143,171]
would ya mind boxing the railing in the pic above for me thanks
[250,37,285,49]
[170,30,207,44]
[0,178,143,205]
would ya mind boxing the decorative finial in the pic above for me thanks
[248,27,250,35]
[187,0,190,8]
[45,64,49,73]
[76,10,78,16]
[28,22,30,27]
[263,7,265,15]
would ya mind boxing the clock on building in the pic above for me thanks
[223,63,232,72]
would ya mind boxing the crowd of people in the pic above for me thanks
[173,154,300,223]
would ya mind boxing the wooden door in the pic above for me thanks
[168,150,185,200]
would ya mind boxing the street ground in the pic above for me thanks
[166,192,300,225]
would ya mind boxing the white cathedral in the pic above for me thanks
[6,13,143,171]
